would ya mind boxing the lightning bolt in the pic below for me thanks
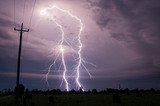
[41,6,92,91]
[55,21,69,91]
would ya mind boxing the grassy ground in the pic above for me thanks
[0,93,160,106]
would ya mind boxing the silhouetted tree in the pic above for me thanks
[87,90,91,94]
[70,89,76,94]
[78,87,83,94]
[150,88,155,92]
[25,88,29,94]
[92,89,98,94]
[7,88,11,95]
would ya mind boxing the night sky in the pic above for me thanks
[0,0,160,91]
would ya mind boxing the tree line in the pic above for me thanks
[0,88,160,95]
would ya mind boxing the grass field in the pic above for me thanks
[0,93,160,106]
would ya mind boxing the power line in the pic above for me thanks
[13,0,37,76]
[22,0,27,22]
[28,0,37,29]
[13,1,37,76]
[13,0,16,27]
[23,0,37,58]
[13,0,37,28]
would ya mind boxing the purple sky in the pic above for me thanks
[0,0,160,91]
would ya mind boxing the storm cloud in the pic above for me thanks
[87,0,160,73]
[0,0,160,90]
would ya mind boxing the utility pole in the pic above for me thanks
[14,23,29,87]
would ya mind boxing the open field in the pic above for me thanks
[0,93,160,106]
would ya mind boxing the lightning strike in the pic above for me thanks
[41,6,92,91]
[55,21,69,91]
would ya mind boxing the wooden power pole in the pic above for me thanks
[14,23,29,87]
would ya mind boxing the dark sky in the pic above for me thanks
[0,0,160,91]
